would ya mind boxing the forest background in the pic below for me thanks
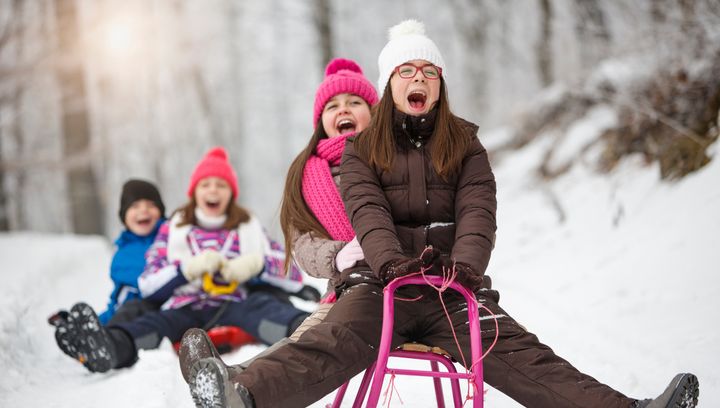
[1,0,717,238]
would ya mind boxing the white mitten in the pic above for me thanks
[334,236,365,272]
[220,253,264,284]
[182,250,225,281]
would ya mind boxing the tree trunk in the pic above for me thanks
[54,0,103,234]
[537,0,554,87]
[451,0,490,116]
[0,4,14,232]
[573,0,610,72]
[314,0,333,67]
[0,0,27,231]
[0,105,11,231]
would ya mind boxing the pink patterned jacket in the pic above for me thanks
[139,214,303,310]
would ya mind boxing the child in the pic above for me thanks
[101,179,166,324]
[56,147,309,374]
[177,57,377,382]
[281,57,377,295]
[184,21,699,408]
[50,179,165,359]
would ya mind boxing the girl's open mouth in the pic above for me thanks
[336,119,356,135]
[407,91,427,111]
[204,200,221,210]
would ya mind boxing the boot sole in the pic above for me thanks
[50,311,79,358]
[70,303,115,373]
[189,357,251,408]
[189,358,230,408]
[667,373,699,408]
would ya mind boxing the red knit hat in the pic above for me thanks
[313,58,379,128]
[187,147,239,198]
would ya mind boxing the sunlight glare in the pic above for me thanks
[103,19,137,59]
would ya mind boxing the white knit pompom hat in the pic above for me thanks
[377,19,445,97]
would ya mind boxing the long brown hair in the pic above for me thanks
[279,125,332,272]
[175,197,250,230]
[354,78,470,179]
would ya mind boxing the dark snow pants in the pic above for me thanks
[234,278,636,408]
[106,299,159,326]
[110,291,308,367]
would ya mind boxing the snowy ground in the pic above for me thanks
[1,139,718,407]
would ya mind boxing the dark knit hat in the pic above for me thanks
[118,179,166,224]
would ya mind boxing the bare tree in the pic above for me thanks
[536,0,554,87]
[53,0,103,234]
[0,129,7,230]
[450,0,491,115]
[573,0,610,72]
[0,2,15,231]
[0,0,28,231]
[313,0,333,67]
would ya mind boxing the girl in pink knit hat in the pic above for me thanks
[283,57,378,297]
[178,58,378,405]
[275,57,378,340]
[53,147,310,376]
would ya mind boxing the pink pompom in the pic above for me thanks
[206,146,228,160]
[325,58,363,77]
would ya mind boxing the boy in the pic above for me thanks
[49,179,165,359]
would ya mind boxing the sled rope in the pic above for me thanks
[387,246,500,406]
[381,372,404,408]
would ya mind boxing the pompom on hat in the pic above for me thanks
[187,147,239,198]
[377,19,446,97]
[313,58,379,128]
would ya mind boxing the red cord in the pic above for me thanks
[385,248,501,407]
[381,372,404,408]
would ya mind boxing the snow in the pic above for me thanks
[1,138,719,407]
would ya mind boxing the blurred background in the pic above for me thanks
[1,2,719,406]
[0,0,718,240]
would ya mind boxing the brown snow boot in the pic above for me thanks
[189,357,255,408]
[634,373,699,408]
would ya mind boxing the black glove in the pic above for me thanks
[433,256,485,292]
[380,246,440,285]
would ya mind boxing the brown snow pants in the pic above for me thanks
[234,280,636,408]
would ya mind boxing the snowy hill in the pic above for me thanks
[0,140,718,407]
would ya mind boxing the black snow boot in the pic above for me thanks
[67,302,118,373]
[189,357,255,408]
[634,373,699,408]
[48,309,79,359]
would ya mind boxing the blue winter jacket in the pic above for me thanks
[98,219,164,324]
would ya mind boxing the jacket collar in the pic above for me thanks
[393,107,438,148]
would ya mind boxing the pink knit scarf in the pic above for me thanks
[302,133,355,242]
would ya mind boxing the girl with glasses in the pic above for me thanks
[183,20,698,408]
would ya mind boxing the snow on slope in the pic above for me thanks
[0,140,718,407]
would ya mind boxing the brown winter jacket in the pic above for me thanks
[340,110,496,285]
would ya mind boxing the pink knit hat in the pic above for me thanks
[313,58,379,128]
[187,146,239,198]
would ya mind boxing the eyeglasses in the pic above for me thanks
[394,63,442,80]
